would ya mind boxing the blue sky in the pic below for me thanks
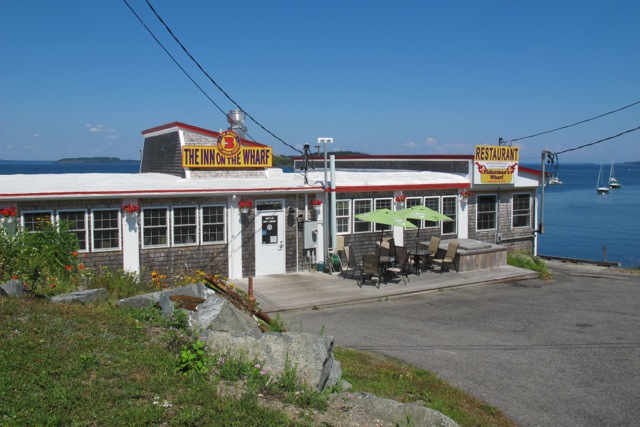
[1,1,639,164]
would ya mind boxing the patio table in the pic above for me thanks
[412,248,433,275]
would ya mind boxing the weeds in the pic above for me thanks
[507,251,553,280]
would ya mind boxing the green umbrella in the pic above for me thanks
[355,208,417,244]
[396,205,452,251]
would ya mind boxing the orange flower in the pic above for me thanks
[12,275,17,280]
[72,251,78,257]
[78,264,84,270]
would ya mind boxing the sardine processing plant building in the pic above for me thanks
[0,112,542,282]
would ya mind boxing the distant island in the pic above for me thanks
[56,157,139,164]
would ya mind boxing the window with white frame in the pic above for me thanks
[424,197,440,228]
[173,206,198,246]
[201,205,225,244]
[142,207,169,247]
[92,209,120,250]
[405,197,422,227]
[353,199,372,233]
[442,196,457,234]
[22,211,53,232]
[512,194,531,228]
[477,195,497,230]
[374,198,392,232]
[59,210,88,251]
[336,199,351,234]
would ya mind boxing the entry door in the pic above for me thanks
[255,203,285,276]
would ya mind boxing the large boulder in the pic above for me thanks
[50,288,107,305]
[191,296,261,333]
[0,279,28,297]
[206,331,342,391]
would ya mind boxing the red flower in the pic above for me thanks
[51,283,56,289]
[122,204,140,213]
[311,199,323,206]
[78,264,84,270]
[72,251,78,257]
[1,206,17,217]
[395,195,406,203]
[239,200,253,208]
[65,265,72,271]
[12,275,17,280]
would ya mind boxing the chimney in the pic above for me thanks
[227,109,247,139]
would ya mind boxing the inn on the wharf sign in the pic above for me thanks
[182,130,272,168]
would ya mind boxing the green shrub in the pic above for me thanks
[0,220,82,295]
[507,251,552,280]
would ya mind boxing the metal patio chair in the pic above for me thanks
[432,241,459,274]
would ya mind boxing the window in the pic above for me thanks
[142,207,168,247]
[424,197,440,228]
[173,206,198,245]
[59,210,88,251]
[92,209,120,250]
[22,211,53,232]
[353,199,372,233]
[202,205,225,244]
[374,198,392,232]
[512,194,531,228]
[405,197,422,227]
[477,195,497,230]
[442,196,457,234]
[336,200,351,234]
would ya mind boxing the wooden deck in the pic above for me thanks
[230,265,537,313]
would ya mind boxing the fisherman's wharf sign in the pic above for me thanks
[473,145,519,184]
[182,130,272,168]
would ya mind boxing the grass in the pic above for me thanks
[507,250,553,280]
[1,296,516,426]
[336,348,516,427]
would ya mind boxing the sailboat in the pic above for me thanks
[608,160,621,188]
[596,163,610,194]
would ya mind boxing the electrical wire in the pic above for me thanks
[509,99,640,143]
[142,0,303,155]
[554,125,640,155]
[122,0,273,146]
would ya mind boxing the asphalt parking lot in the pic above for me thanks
[279,262,640,426]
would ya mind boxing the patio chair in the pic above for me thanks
[432,241,459,274]
[385,245,411,285]
[424,236,441,271]
[358,254,381,288]
[342,245,363,279]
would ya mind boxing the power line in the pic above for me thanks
[554,125,640,155]
[123,0,270,145]
[509,99,640,143]
[142,0,303,155]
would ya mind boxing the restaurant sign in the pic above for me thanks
[473,145,519,184]
[182,130,272,168]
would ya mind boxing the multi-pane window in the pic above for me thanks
[406,197,422,227]
[202,205,225,244]
[92,209,120,250]
[59,210,88,251]
[336,200,351,234]
[353,199,372,233]
[374,198,392,232]
[424,197,440,228]
[477,195,497,230]
[173,206,197,245]
[512,194,531,228]
[142,208,168,247]
[442,196,457,234]
[22,211,53,232]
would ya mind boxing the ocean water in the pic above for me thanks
[1,161,638,267]
[533,162,640,268]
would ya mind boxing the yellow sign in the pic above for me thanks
[473,145,519,184]
[182,130,272,168]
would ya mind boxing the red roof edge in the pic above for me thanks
[141,122,266,147]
